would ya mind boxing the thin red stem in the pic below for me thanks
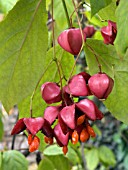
[86,43,102,72]
[51,0,63,90]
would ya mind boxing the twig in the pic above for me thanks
[81,142,88,170]
[11,112,19,150]
[51,0,63,91]
[29,59,53,117]
[69,2,82,26]
[67,0,85,79]
[62,0,71,27]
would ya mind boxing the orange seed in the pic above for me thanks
[77,115,85,126]
[86,125,96,138]
[29,136,40,152]
[62,146,68,155]
[71,130,79,145]
[80,128,90,142]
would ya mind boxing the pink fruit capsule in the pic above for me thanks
[101,20,117,45]
[54,123,69,147]
[24,117,44,136]
[60,104,76,130]
[58,28,86,55]
[76,99,103,120]
[41,82,62,104]
[11,118,26,135]
[64,74,89,97]
[88,73,114,99]
[83,25,96,38]
[44,106,61,125]
[78,72,91,84]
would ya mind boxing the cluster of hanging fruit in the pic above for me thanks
[41,71,114,155]
[11,71,114,154]
[11,20,116,154]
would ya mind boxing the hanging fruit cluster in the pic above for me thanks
[11,71,114,154]
[11,21,116,154]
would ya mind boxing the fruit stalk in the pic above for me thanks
[61,0,71,28]
[86,43,102,73]
[51,0,63,90]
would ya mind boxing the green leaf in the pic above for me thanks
[38,155,70,170]
[92,125,102,136]
[93,31,104,40]
[90,0,112,16]
[84,39,128,125]
[18,46,75,118]
[38,157,55,170]
[115,0,128,57]
[1,150,28,170]
[0,0,18,13]
[44,144,80,165]
[99,145,116,166]
[37,132,47,152]
[44,144,63,156]
[46,0,51,10]
[98,0,117,21]
[66,146,80,165]
[53,0,74,37]
[0,114,3,140]
[85,11,107,27]
[47,155,70,170]
[0,152,2,170]
[123,155,128,170]
[85,148,99,170]
[0,0,48,112]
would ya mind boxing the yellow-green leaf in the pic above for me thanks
[0,0,48,111]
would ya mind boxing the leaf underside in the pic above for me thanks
[0,0,48,111]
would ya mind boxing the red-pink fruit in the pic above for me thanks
[94,105,104,120]
[83,26,96,38]
[75,124,85,135]
[58,113,69,135]
[44,106,61,124]
[41,82,62,104]
[41,82,49,92]
[41,119,54,137]
[24,117,44,135]
[60,104,76,130]
[54,123,69,147]
[11,118,26,135]
[76,99,103,120]
[78,72,91,84]
[88,73,114,99]
[64,74,88,97]
[58,28,86,55]
[101,20,117,45]
[62,88,74,106]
